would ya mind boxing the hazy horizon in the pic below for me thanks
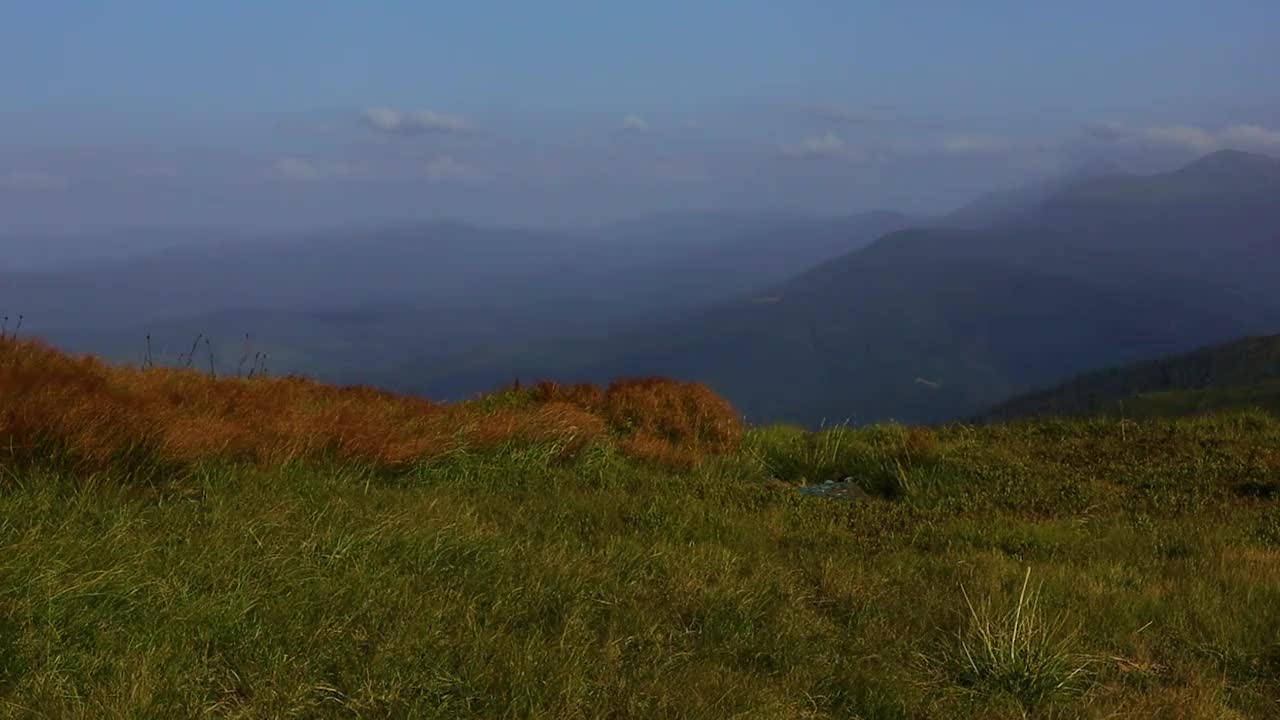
[3,2,1280,240]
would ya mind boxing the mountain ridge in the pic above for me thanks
[973,333,1280,423]
[383,149,1280,426]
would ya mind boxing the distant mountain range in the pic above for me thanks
[381,149,1280,425]
[941,158,1128,228]
[8,149,1280,427]
[6,208,920,380]
[974,333,1280,422]
[1,223,588,332]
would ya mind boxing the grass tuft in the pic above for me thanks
[926,567,1095,711]
[750,424,850,483]
[746,423,933,498]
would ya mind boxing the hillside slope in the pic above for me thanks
[396,257,1238,425]
[975,333,1280,422]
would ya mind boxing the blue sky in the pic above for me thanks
[2,1,1279,233]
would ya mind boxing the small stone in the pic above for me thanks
[796,477,874,501]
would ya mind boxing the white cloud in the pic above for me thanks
[0,171,66,191]
[1220,124,1280,148]
[1139,126,1219,151]
[1081,121,1280,153]
[621,114,649,132]
[362,107,470,136]
[424,155,481,183]
[782,132,848,157]
[272,157,357,181]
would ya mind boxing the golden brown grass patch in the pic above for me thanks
[528,377,742,467]
[0,337,741,476]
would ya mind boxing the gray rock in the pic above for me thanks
[796,478,873,501]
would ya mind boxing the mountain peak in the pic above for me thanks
[1179,148,1280,176]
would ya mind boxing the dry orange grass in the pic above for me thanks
[530,377,743,466]
[0,337,741,476]
[903,426,938,457]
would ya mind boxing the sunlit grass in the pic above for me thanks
[3,338,1280,717]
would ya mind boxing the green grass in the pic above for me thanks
[1106,379,1280,420]
[924,567,1094,711]
[4,414,1280,718]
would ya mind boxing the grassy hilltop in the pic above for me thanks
[2,337,1280,718]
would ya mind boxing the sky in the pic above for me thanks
[2,1,1279,234]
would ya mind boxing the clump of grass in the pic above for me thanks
[927,567,1094,711]
[745,423,929,498]
[749,424,852,485]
